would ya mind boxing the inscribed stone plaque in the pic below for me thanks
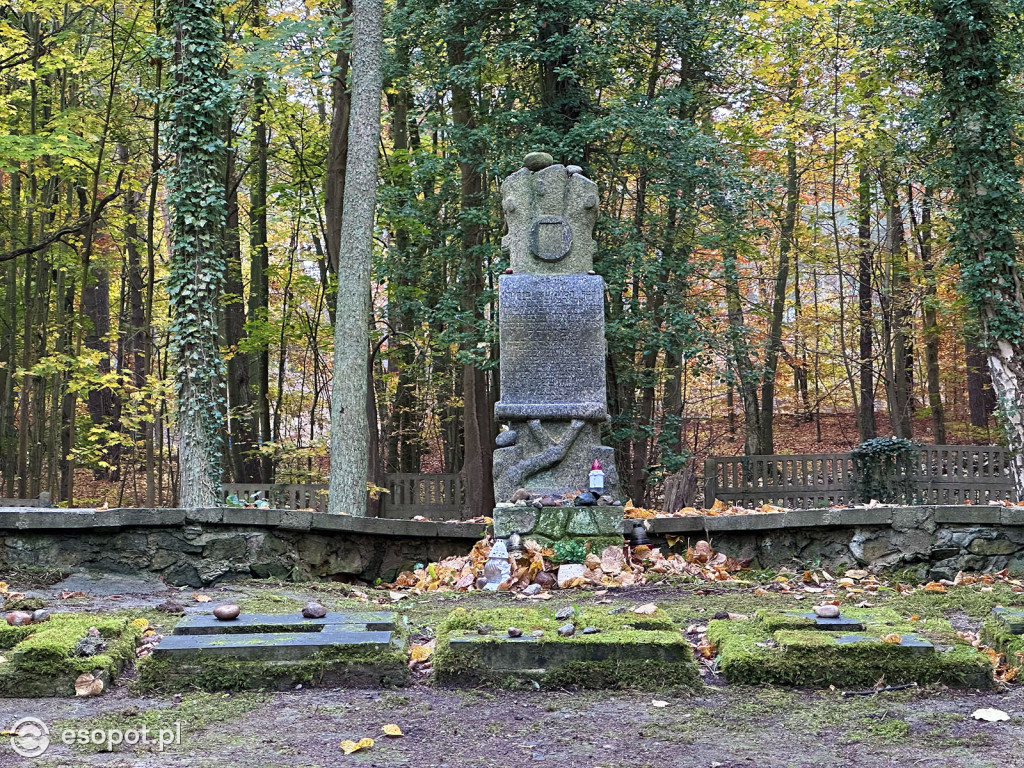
[494,273,607,421]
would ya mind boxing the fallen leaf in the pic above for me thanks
[923,582,948,593]
[60,591,85,599]
[75,673,104,697]
[881,634,902,644]
[410,644,434,662]
[340,738,374,754]
[632,603,658,615]
[389,591,407,602]
[194,593,211,603]
[651,700,669,708]
[382,724,403,737]
[972,708,1010,722]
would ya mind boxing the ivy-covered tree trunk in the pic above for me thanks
[328,0,383,516]
[928,0,1024,493]
[166,0,228,508]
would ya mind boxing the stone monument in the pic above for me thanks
[492,151,620,509]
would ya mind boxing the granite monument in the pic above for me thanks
[492,151,620,505]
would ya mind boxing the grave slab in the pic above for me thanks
[153,630,395,662]
[991,607,1024,635]
[786,612,866,632]
[173,611,397,635]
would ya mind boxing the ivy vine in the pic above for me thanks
[851,437,921,505]
[164,0,229,497]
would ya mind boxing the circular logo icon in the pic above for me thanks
[10,717,49,757]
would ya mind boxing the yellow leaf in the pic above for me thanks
[340,738,374,754]
[194,593,211,602]
[130,618,150,629]
[382,724,403,737]
[410,644,433,662]
[881,634,902,644]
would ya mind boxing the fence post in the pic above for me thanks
[703,458,717,506]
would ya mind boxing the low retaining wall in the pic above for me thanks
[3,505,1023,587]
[0,508,486,586]
[646,505,1024,579]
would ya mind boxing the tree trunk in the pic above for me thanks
[327,0,383,516]
[449,34,494,516]
[966,337,995,429]
[857,164,877,441]
[166,0,229,508]
[759,140,797,454]
[912,184,946,443]
[323,0,353,275]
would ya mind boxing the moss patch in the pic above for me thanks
[0,613,144,696]
[708,611,994,689]
[54,692,266,753]
[434,606,699,690]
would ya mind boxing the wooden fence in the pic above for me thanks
[703,445,1015,508]
[221,473,464,519]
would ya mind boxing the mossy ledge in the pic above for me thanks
[433,606,700,690]
[708,609,994,689]
[0,614,144,697]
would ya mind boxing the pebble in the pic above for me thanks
[557,623,576,637]
[814,604,840,618]
[155,600,185,613]
[523,584,543,596]
[555,606,574,621]
[574,491,598,506]
[538,495,564,507]
[509,487,531,501]
[31,609,50,623]
[508,627,523,638]
[477,624,494,635]
[531,630,544,638]
[6,611,32,626]
[302,601,327,619]
[534,572,555,589]
[523,151,555,171]
[565,165,583,174]
[582,626,600,635]
[213,604,240,621]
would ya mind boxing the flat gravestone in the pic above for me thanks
[992,607,1024,634]
[173,611,396,635]
[153,630,394,662]
[786,612,866,632]
[153,611,400,663]
[832,633,934,656]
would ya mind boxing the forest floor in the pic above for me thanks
[1,572,1022,768]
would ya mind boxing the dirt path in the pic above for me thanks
[2,683,1022,768]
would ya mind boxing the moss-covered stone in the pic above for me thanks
[434,605,698,690]
[0,613,144,697]
[709,610,994,689]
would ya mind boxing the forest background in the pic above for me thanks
[0,0,1017,512]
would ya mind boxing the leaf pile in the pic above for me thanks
[625,498,786,519]
[387,537,747,593]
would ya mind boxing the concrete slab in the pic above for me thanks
[173,611,397,635]
[152,630,394,661]
[788,612,866,632]
[992,607,1024,634]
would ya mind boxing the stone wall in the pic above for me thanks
[0,508,487,587]
[648,505,1024,579]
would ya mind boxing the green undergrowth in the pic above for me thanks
[0,613,144,696]
[708,608,993,689]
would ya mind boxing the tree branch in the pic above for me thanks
[0,175,125,263]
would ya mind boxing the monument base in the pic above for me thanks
[492,504,625,549]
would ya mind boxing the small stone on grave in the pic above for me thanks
[523,584,542,596]
[555,606,574,621]
[302,601,327,619]
[477,624,493,635]
[814,604,840,618]
[558,623,575,637]
[582,626,600,635]
[523,151,555,171]
[6,611,32,626]
[508,627,523,638]
[213,604,240,621]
